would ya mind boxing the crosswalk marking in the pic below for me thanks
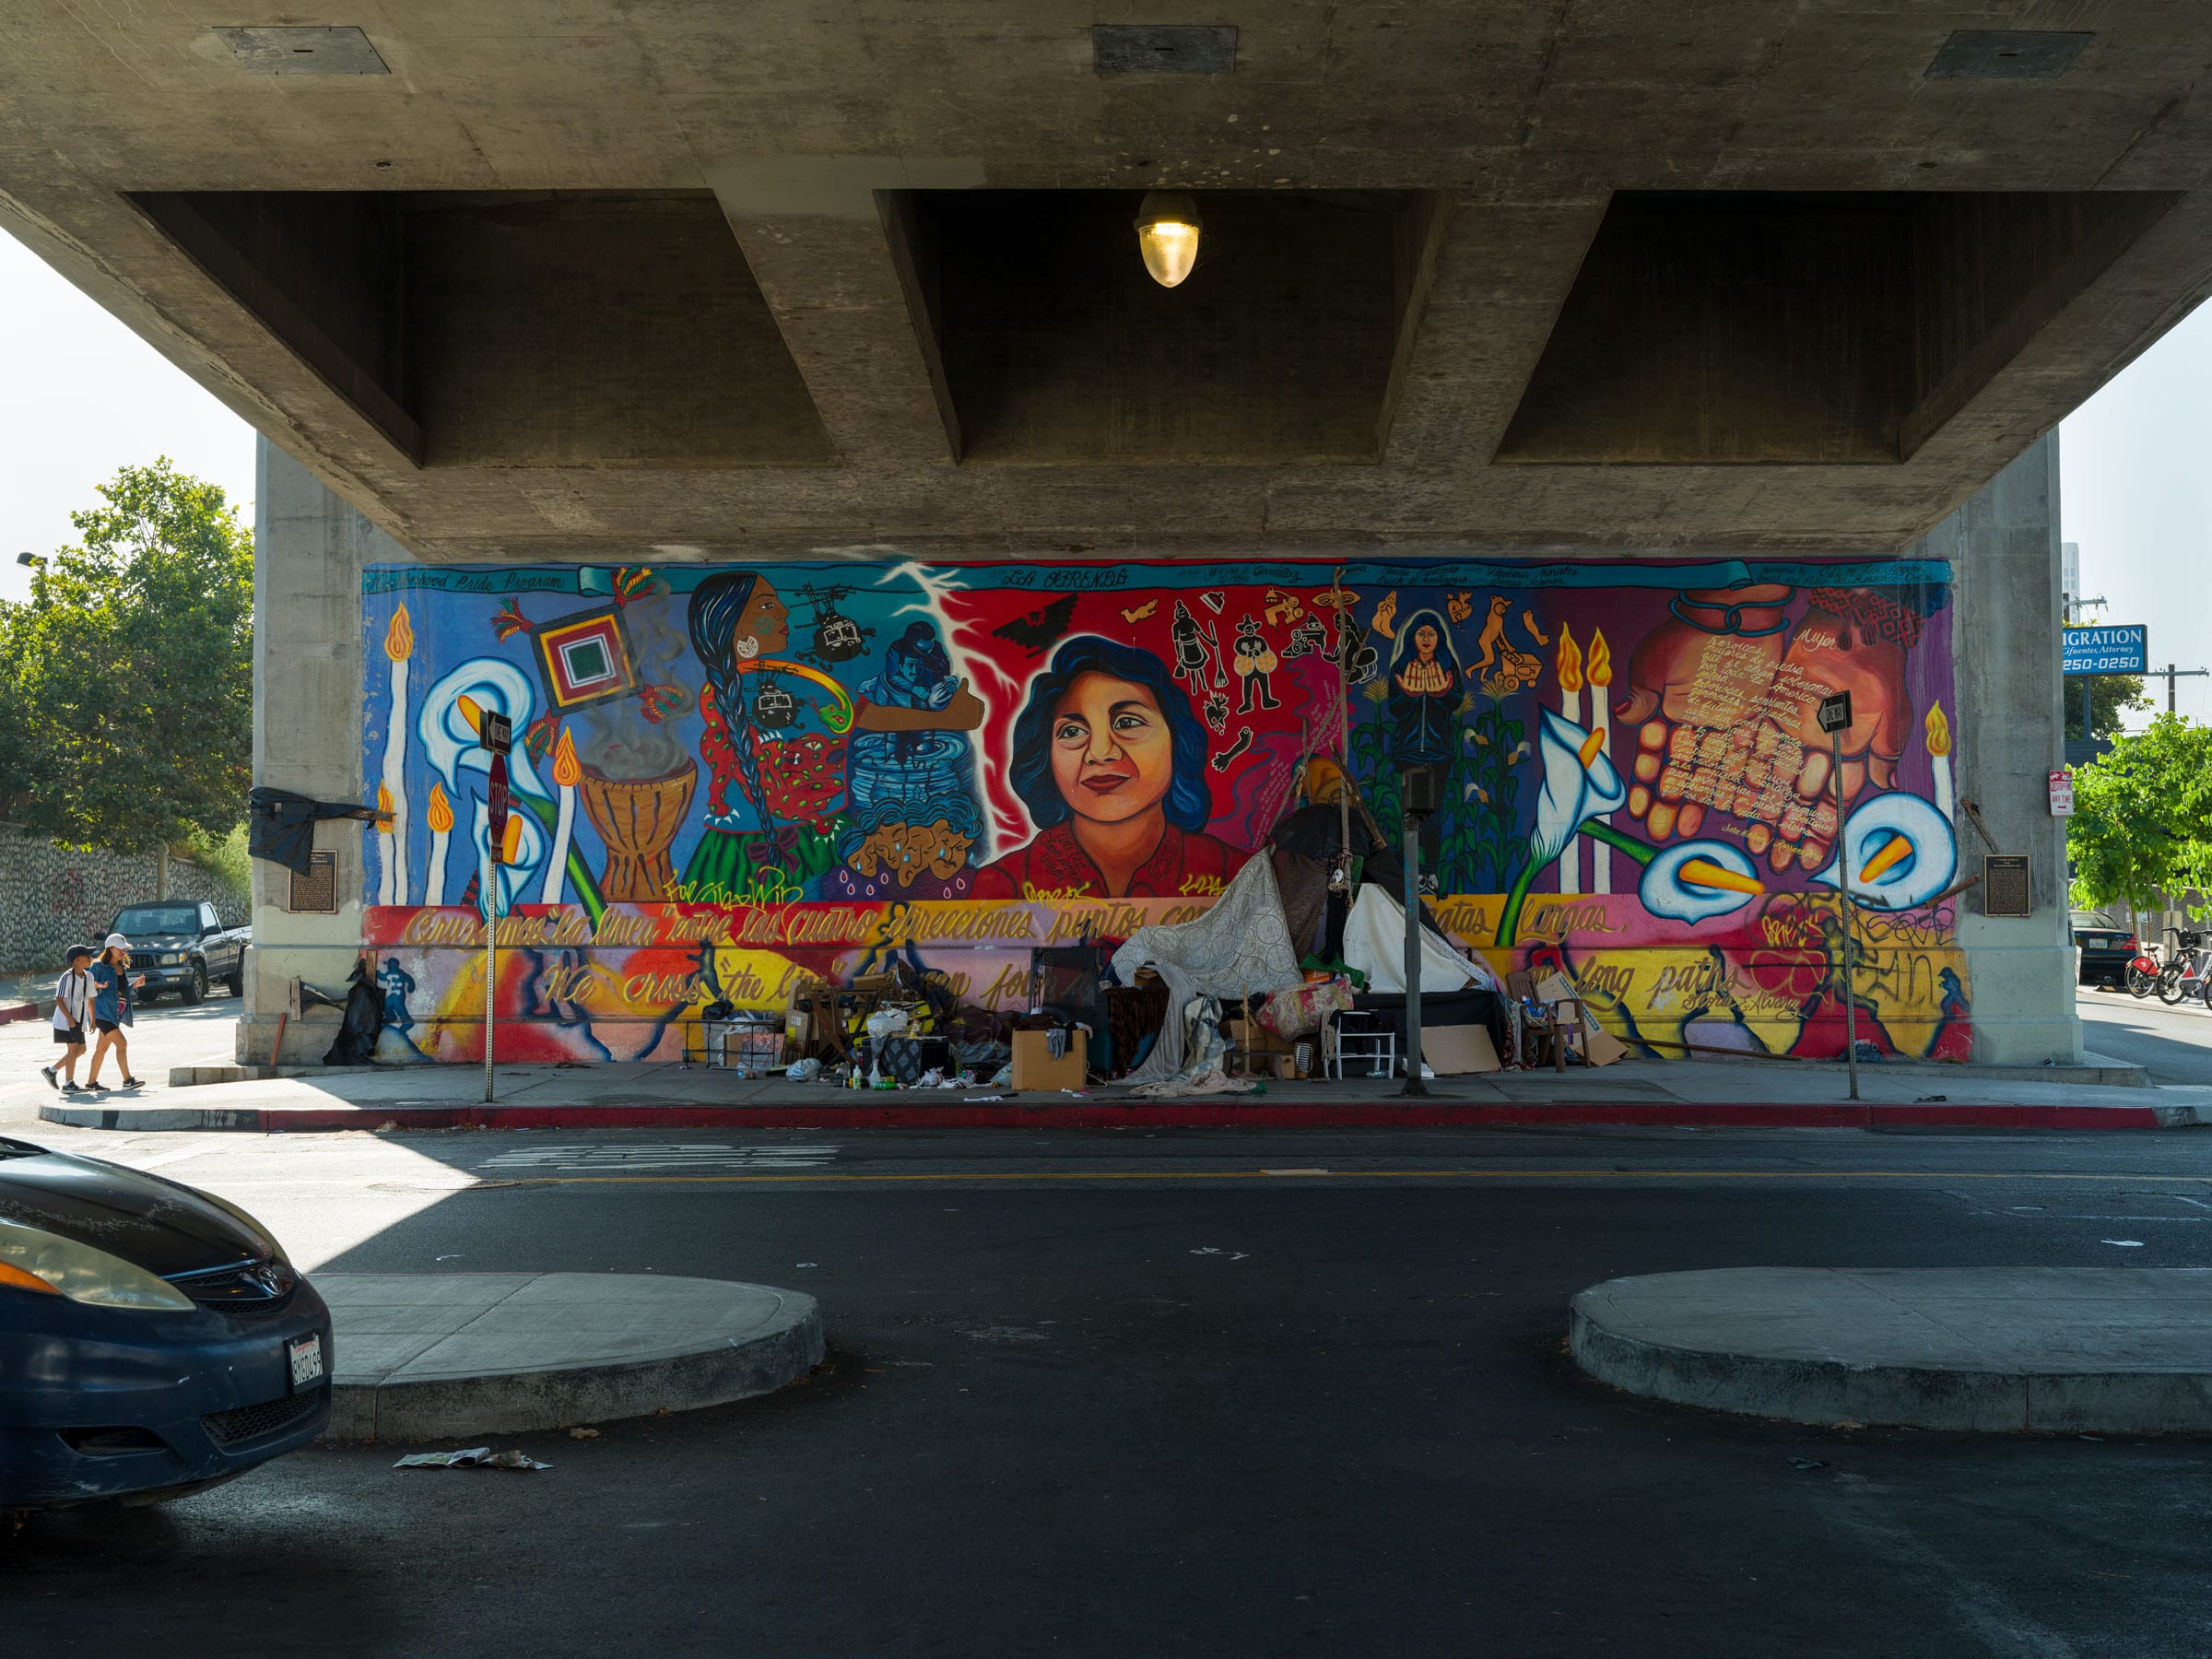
[477,1143,841,1172]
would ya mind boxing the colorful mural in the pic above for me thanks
[359,557,1971,1065]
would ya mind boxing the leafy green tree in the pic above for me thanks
[2064,673,2148,743]
[2066,714,2212,935]
[0,461,253,853]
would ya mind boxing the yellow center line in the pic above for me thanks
[478,1168,2212,1187]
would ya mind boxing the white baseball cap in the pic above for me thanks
[103,933,128,950]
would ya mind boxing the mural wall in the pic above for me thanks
[359,557,1970,1065]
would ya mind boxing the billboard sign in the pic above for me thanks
[2063,625,2147,675]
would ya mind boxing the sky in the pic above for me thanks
[0,218,2206,676]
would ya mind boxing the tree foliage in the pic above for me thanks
[2066,714,2212,924]
[0,461,253,853]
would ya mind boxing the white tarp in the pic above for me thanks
[1112,854,1302,1088]
[1344,884,1499,994]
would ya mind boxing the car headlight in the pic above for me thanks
[160,952,183,965]
[0,1217,195,1310]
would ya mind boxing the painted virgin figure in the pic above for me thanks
[1380,605,1464,768]
[973,636,1247,900]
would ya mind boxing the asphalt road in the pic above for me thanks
[2077,984,2212,1084]
[11,1118,2212,1657]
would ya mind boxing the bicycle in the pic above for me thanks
[2157,929,2212,1005]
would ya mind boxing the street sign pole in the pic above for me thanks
[1399,767,1434,1098]
[1817,690,1858,1103]
[481,712,512,1106]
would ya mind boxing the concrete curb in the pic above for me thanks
[41,1097,2212,1133]
[318,1272,823,1441]
[168,1064,378,1087]
[1571,1267,2212,1433]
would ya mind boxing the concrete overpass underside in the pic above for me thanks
[6,6,2206,1072]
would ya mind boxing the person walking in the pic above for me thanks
[84,933,146,1091]
[41,944,95,1092]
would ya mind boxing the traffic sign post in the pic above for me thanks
[481,726,511,1105]
[1816,690,1858,1103]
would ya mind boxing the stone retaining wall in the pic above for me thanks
[0,824,240,974]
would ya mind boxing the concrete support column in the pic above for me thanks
[1938,431,2082,1065]
[238,439,405,1064]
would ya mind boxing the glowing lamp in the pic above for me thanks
[1135,191,1202,288]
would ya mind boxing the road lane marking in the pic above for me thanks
[475,1142,841,1171]
[459,1167,2212,1187]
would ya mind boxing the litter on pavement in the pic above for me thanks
[393,1447,551,1470]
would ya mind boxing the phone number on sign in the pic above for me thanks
[2068,655,2147,672]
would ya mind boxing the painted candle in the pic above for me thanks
[425,782,453,907]
[1926,701,1953,823]
[542,725,580,905]
[380,606,413,904]
[1588,627,1614,895]
[1555,623,1584,893]
[376,783,394,906]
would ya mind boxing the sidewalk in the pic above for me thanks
[35,1051,2212,1133]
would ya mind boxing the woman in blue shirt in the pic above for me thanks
[85,932,146,1090]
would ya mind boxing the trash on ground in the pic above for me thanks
[1788,1458,1829,1470]
[374,1120,398,1133]
[568,1427,601,1440]
[964,1094,1006,1101]
[393,1446,551,1470]
[1913,1094,1948,1103]
[2102,1240,2146,1247]
[784,1057,822,1082]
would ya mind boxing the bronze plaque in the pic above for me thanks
[1983,853,2031,919]
[288,852,337,913]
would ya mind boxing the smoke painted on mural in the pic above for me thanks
[359,558,1970,1065]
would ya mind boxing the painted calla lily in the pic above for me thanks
[1528,707,1628,868]
[419,658,547,798]
[1812,792,1957,912]
[470,797,547,919]
[1640,840,1765,924]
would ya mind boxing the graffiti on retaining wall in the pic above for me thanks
[359,558,1968,1063]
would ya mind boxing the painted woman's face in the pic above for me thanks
[735,582,789,656]
[1414,624,1439,662]
[1049,672,1175,828]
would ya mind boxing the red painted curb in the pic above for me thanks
[0,1001,39,1026]
[212,1100,2179,1133]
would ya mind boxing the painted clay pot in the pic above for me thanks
[578,759,698,902]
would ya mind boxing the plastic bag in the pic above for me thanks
[1255,977,1353,1041]
[785,1057,822,1081]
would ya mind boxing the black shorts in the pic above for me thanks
[94,1018,121,1034]
[53,1025,83,1046]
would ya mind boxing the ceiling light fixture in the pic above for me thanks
[1135,192,1202,288]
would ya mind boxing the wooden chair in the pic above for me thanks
[1504,970,1587,1072]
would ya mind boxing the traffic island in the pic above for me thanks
[318,1272,822,1441]
[1571,1266,2212,1433]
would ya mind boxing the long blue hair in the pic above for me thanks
[1008,635,1212,834]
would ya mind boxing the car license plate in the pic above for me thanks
[288,1333,324,1390]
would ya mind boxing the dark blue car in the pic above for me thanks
[1,1135,330,1512]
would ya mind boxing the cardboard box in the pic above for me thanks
[1533,972,1628,1067]
[1421,1024,1501,1076]
[1012,1029,1088,1091]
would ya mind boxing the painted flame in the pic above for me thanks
[552,724,581,789]
[383,605,413,663]
[1555,622,1584,695]
[1587,627,1612,688]
[456,694,483,734]
[1924,701,1951,759]
[376,782,393,817]
[427,782,453,834]
[500,815,524,865]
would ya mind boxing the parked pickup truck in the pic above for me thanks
[107,900,249,1003]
